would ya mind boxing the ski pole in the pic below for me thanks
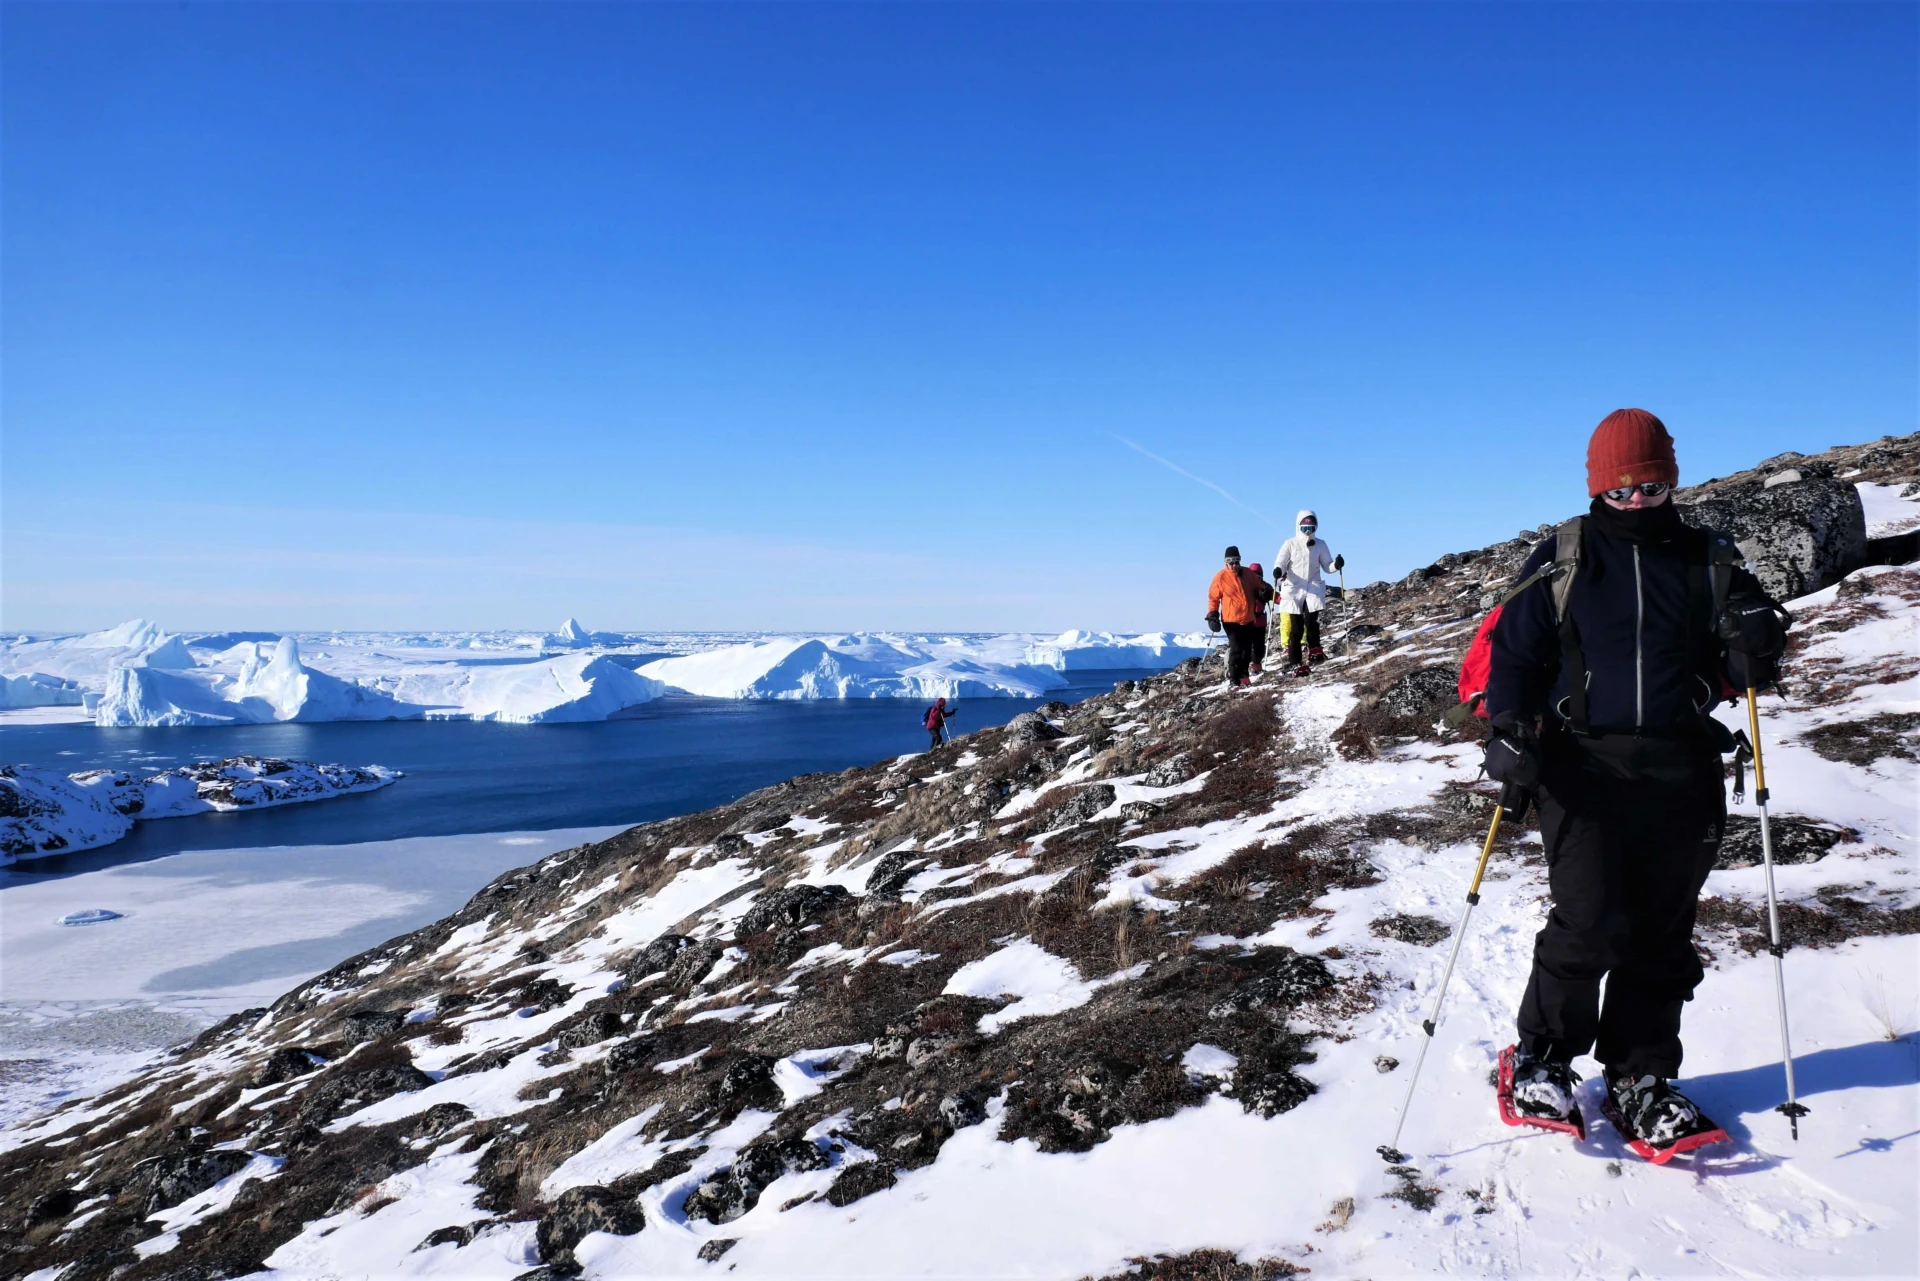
[1744,687,1810,1140]
[1379,784,1524,1165]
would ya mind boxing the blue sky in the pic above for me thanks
[4,2,1913,633]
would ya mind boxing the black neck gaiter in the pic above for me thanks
[1587,495,1683,545]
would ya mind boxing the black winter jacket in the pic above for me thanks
[1485,499,1764,735]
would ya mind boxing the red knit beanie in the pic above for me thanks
[1586,408,1678,497]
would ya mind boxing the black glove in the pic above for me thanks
[1333,554,1345,572]
[1718,592,1790,691]
[1206,611,1222,634]
[1483,711,1540,791]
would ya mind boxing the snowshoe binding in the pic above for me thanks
[1307,645,1327,665]
[1496,1045,1586,1139]
[1291,663,1312,678]
[1601,1070,1730,1164]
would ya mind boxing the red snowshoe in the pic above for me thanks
[1307,645,1328,665]
[1600,1071,1731,1165]
[1496,1045,1586,1139]
[1291,663,1312,678]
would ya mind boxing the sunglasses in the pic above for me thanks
[1602,481,1672,502]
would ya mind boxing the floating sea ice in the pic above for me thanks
[58,909,126,926]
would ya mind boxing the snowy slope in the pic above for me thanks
[6,545,1912,1280]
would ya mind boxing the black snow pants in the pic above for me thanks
[1222,622,1259,684]
[1250,618,1268,672]
[1517,728,1726,1079]
[1284,611,1321,668]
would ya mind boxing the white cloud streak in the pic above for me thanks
[1112,435,1282,531]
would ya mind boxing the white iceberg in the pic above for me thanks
[638,634,1068,700]
[93,638,413,728]
[0,672,86,710]
[547,618,594,648]
[0,619,196,690]
[381,652,666,723]
[1024,630,1210,671]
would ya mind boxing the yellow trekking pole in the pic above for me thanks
[1379,784,1525,1164]
[1740,687,1810,1140]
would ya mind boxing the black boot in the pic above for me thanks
[1602,1068,1728,1161]
[1497,1045,1585,1137]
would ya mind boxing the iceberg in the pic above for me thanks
[1024,630,1210,671]
[638,634,1068,700]
[92,638,413,727]
[547,618,594,648]
[0,619,196,689]
[381,653,667,722]
[0,672,85,710]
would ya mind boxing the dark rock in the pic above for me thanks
[1369,913,1451,947]
[252,1045,324,1087]
[726,807,791,835]
[1377,666,1460,721]
[343,1009,405,1045]
[1005,711,1065,745]
[629,934,700,979]
[698,1238,738,1261]
[664,944,723,990]
[553,1010,624,1053]
[128,1147,252,1214]
[1716,814,1857,870]
[1119,800,1162,822]
[1143,754,1193,787]
[870,1032,909,1062]
[684,1141,826,1228]
[939,1091,988,1129]
[1679,474,1868,600]
[1050,784,1117,829]
[409,1102,475,1138]
[739,884,852,937]
[825,1161,897,1207]
[1207,953,1336,1019]
[1374,1056,1399,1073]
[297,1063,435,1125]
[27,1186,81,1224]
[536,1186,644,1266]
[415,1222,486,1251]
[714,833,750,857]
[863,849,926,901]
[516,978,574,1011]
[512,1267,583,1281]
[717,1054,782,1110]
[1234,1070,1316,1117]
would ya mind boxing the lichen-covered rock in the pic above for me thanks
[1005,711,1065,745]
[628,933,700,979]
[1716,814,1857,870]
[738,883,852,937]
[1143,753,1193,787]
[1678,472,1867,600]
[825,1160,897,1207]
[127,1147,252,1214]
[1207,952,1335,1019]
[1233,1070,1316,1118]
[536,1186,644,1266]
[1050,784,1117,829]
[1369,913,1451,947]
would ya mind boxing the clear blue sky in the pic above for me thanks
[4,2,1913,633]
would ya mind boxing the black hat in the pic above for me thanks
[1224,545,1241,559]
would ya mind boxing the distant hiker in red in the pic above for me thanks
[1206,546,1265,687]
[1245,562,1275,676]
[1273,511,1341,675]
[923,697,957,750]
[1484,408,1784,1161]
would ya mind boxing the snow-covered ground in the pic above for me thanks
[0,623,1208,726]
[0,826,623,1141]
[185,563,1915,1280]
[1857,480,1920,537]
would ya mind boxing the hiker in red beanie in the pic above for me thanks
[1480,408,1787,1160]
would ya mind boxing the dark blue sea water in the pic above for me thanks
[0,672,1156,875]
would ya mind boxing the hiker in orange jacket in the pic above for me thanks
[1206,546,1264,687]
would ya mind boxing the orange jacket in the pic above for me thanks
[1208,566,1261,625]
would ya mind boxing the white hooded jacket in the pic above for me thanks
[1274,510,1336,614]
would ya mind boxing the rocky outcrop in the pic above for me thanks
[1678,465,1866,600]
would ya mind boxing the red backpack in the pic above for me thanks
[1448,520,1585,725]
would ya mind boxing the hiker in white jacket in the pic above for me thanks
[1273,510,1343,674]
